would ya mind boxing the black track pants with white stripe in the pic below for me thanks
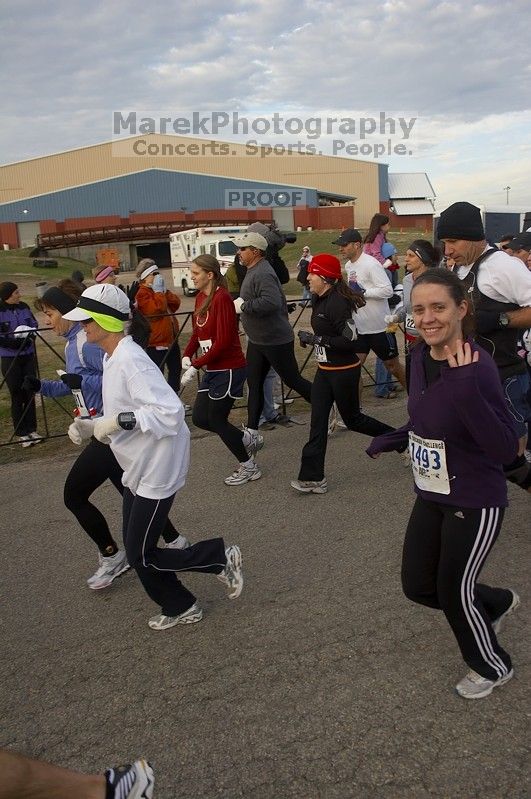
[401,496,513,681]
[122,489,227,617]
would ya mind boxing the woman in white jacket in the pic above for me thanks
[64,284,243,631]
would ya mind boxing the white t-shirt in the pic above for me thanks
[102,336,190,499]
[456,247,531,306]
[344,252,393,334]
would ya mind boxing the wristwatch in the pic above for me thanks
[117,411,137,430]
[498,313,510,328]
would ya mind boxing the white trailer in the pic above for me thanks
[170,226,248,295]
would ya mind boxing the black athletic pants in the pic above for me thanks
[192,392,248,463]
[246,340,312,429]
[122,488,227,616]
[298,365,394,481]
[1,354,37,436]
[147,342,181,393]
[402,496,513,681]
[64,438,180,555]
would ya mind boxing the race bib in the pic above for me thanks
[408,432,450,495]
[199,338,212,354]
[405,314,417,333]
[314,344,328,363]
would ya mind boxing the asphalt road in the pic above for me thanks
[1,395,529,799]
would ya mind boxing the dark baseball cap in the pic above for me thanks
[332,228,362,246]
[508,232,531,252]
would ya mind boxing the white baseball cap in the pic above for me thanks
[233,232,268,251]
[63,284,130,322]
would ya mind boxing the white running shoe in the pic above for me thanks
[148,602,203,630]
[492,590,520,635]
[290,478,328,494]
[18,435,33,448]
[27,431,43,443]
[105,758,154,798]
[216,545,243,599]
[87,550,130,590]
[224,461,262,486]
[242,426,264,457]
[164,534,190,549]
[455,668,514,699]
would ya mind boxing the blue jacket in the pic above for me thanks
[367,341,518,508]
[39,323,105,414]
[0,301,37,358]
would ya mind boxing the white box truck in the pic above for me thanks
[170,226,248,295]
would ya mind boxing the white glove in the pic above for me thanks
[14,325,35,339]
[181,356,192,370]
[384,314,398,324]
[93,415,121,444]
[233,297,245,314]
[180,365,198,387]
[152,274,165,293]
[68,417,96,445]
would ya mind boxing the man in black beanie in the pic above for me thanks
[438,201,531,492]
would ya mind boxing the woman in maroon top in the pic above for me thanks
[182,255,261,485]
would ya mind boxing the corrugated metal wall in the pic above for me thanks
[0,170,318,224]
[0,136,381,227]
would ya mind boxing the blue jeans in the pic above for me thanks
[259,367,277,424]
[374,357,395,397]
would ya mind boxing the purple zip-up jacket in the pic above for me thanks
[366,341,518,508]
[0,301,37,357]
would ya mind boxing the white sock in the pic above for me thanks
[241,458,255,469]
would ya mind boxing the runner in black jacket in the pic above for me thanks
[291,254,394,494]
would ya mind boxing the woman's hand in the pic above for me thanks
[444,340,479,368]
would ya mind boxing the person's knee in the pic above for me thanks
[401,570,433,605]
[192,403,209,430]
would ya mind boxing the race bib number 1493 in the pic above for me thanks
[408,432,450,495]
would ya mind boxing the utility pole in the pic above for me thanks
[503,186,511,205]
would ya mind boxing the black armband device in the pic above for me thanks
[117,412,137,430]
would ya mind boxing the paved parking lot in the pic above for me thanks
[1,397,529,798]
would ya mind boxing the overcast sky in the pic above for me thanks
[2,0,530,211]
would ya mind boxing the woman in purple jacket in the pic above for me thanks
[0,281,40,446]
[367,269,520,700]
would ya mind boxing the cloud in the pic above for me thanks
[1,0,530,209]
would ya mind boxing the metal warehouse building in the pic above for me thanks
[0,135,431,265]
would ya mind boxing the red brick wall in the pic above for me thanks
[0,222,19,248]
[64,216,122,230]
[318,206,355,230]
[389,213,433,233]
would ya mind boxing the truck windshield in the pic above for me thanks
[218,240,238,256]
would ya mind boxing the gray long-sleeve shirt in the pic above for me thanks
[240,258,294,345]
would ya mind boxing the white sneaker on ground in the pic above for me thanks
[148,602,203,630]
[290,478,328,494]
[216,544,243,599]
[455,668,514,699]
[224,461,262,486]
[492,590,520,635]
[18,435,33,448]
[242,426,264,457]
[27,431,43,443]
[87,550,130,590]
[105,758,154,799]
[273,399,294,408]
[164,534,190,549]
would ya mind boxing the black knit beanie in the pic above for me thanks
[40,286,77,314]
[0,281,18,302]
[437,202,484,241]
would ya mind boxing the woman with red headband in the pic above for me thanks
[291,254,395,494]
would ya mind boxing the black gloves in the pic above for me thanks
[388,293,402,308]
[60,373,83,390]
[22,375,41,392]
[286,302,297,314]
[298,330,322,348]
